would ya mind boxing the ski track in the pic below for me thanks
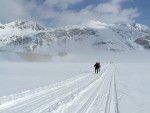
[0,64,119,113]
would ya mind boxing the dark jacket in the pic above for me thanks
[94,63,100,69]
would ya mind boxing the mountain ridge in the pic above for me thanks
[0,20,150,55]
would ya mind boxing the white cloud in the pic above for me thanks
[0,0,139,26]
[45,0,139,26]
[44,0,83,10]
[0,0,30,23]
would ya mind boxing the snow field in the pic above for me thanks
[0,63,119,113]
[116,63,150,113]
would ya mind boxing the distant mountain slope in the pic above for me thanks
[0,20,149,55]
[135,35,150,49]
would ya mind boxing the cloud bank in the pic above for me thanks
[0,0,139,27]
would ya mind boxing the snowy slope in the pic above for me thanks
[0,20,150,55]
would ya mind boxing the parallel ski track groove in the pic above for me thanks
[85,68,112,113]
[0,65,108,113]
[38,66,108,113]
[76,67,111,113]
[0,64,119,113]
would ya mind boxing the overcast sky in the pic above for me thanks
[0,0,149,27]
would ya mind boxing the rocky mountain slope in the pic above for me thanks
[0,20,149,55]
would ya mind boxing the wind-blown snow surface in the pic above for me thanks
[0,53,150,113]
[0,63,94,96]
[116,63,150,113]
[0,64,119,113]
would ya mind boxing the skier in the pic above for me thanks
[94,62,101,73]
[97,62,101,72]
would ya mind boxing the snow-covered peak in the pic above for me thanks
[0,23,5,29]
[83,20,108,29]
[116,23,132,28]
[132,23,149,31]
[5,21,44,31]
[0,20,150,54]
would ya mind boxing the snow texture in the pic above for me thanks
[0,64,120,113]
